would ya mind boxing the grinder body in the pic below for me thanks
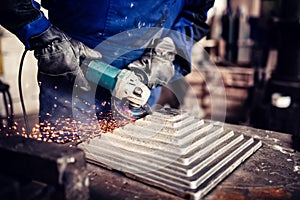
[85,60,151,118]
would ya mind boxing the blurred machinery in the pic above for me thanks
[193,0,300,151]
[0,30,2,75]
[0,80,14,132]
[250,0,300,150]
[220,0,240,63]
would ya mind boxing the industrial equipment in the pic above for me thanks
[250,0,300,150]
[86,60,151,120]
[0,80,14,133]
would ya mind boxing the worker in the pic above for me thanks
[0,0,214,135]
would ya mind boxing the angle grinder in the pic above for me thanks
[86,60,151,119]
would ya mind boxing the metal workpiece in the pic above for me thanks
[0,136,89,200]
[79,108,262,199]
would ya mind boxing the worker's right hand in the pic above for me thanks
[29,25,102,91]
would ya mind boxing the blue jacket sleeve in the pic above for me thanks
[0,0,51,49]
[170,0,215,76]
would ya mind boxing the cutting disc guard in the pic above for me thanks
[111,97,151,120]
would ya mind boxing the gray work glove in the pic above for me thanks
[128,37,176,89]
[29,25,102,91]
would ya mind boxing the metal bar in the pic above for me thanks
[0,136,89,200]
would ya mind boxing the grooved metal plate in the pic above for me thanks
[79,108,262,199]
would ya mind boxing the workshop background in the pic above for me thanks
[0,0,300,200]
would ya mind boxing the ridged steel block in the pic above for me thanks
[79,108,261,199]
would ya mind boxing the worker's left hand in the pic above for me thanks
[128,37,176,89]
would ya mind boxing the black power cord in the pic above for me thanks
[18,49,30,135]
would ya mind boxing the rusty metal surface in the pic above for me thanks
[79,108,262,199]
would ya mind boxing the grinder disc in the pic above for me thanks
[111,97,152,120]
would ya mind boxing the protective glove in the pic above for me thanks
[128,37,176,89]
[29,25,102,91]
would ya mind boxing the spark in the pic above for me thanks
[2,101,134,144]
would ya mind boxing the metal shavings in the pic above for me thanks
[271,144,295,156]
[294,166,300,173]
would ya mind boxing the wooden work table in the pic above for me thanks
[87,123,300,200]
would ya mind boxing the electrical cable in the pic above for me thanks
[18,49,30,135]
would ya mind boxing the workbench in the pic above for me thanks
[87,123,300,200]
